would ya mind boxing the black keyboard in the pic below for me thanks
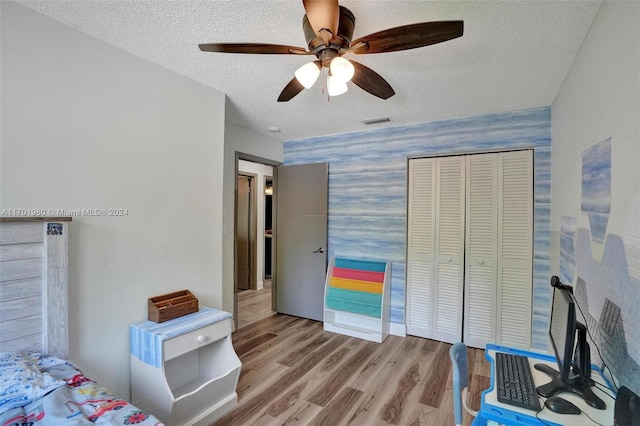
[495,352,541,411]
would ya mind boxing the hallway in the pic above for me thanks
[237,279,275,329]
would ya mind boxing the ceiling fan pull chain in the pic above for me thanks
[321,67,328,100]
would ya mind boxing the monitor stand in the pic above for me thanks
[534,363,606,409]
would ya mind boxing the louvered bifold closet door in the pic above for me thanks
[432,157,465,343]
[406,158,436,338]
[497,150,533,348]
[463,154,498,348]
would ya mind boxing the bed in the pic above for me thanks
[0,218,164,425]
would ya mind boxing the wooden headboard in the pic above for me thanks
[0,217,71,358]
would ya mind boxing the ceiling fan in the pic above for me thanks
[199,0,463,102]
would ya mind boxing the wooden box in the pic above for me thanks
[148,290,199,323]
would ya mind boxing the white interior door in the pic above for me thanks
[432,157,465,343]
[496,150,533,348]
[274,163,328,321]
[464,154,499,347]
[408,151,533,348]
[406,157,465,343]
[406,158,436,337]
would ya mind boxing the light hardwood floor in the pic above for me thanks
[219,288,490,426]
[237,280,274,329]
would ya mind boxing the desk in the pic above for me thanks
[475,344,615,426]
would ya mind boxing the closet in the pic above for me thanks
[406,150,533,349]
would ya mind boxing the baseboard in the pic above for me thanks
[257,280,264,290]
[390,322,406,337]
[191,392,237,426]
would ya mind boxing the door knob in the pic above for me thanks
[313,247,326,253]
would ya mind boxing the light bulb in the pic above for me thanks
[294,62,321,89]
[329,57,355,83]
[327,75,348,97]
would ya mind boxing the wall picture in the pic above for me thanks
[560,216,578,284]
[581,137,611,243]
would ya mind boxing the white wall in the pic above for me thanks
[1,2,226,399]
[238,160,273,290]
[222,123,282,314]
[551,0,639,240]
[551,0,640,388]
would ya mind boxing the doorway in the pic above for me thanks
[233,154,329,329]
[236,174,256,292]
[264,177,273,281]
[235,154,279,329]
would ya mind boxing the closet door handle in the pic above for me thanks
[313,247,325,254]
[478,258,485,265]
[446,256,452,262]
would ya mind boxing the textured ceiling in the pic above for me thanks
[19,0,603,141]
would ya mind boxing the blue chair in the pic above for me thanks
[450,342,478,426]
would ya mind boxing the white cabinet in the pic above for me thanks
[406,150,533,349]
[130,307,241,426]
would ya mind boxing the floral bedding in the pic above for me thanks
[0,352,164,426]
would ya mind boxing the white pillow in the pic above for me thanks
[0,352,64,415]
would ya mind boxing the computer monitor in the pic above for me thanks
[548,281,576,380]
[534,276,606,409]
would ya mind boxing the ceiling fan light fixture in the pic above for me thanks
[329,56,354,83]
[327,75,348,97]
[200,2,463,103]
[294,61,321,89]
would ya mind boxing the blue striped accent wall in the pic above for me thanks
[284,107,552,349]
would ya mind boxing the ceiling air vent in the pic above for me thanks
[360,116,391,125]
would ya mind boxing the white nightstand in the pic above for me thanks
[130,307,241,426]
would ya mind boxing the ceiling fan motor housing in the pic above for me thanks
[303,6,355,60]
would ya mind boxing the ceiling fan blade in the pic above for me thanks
[350,60,395,100]
[302,0,339,38]
[350,21,463,54]
[199,43,310,55]
[277,77,305,102]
